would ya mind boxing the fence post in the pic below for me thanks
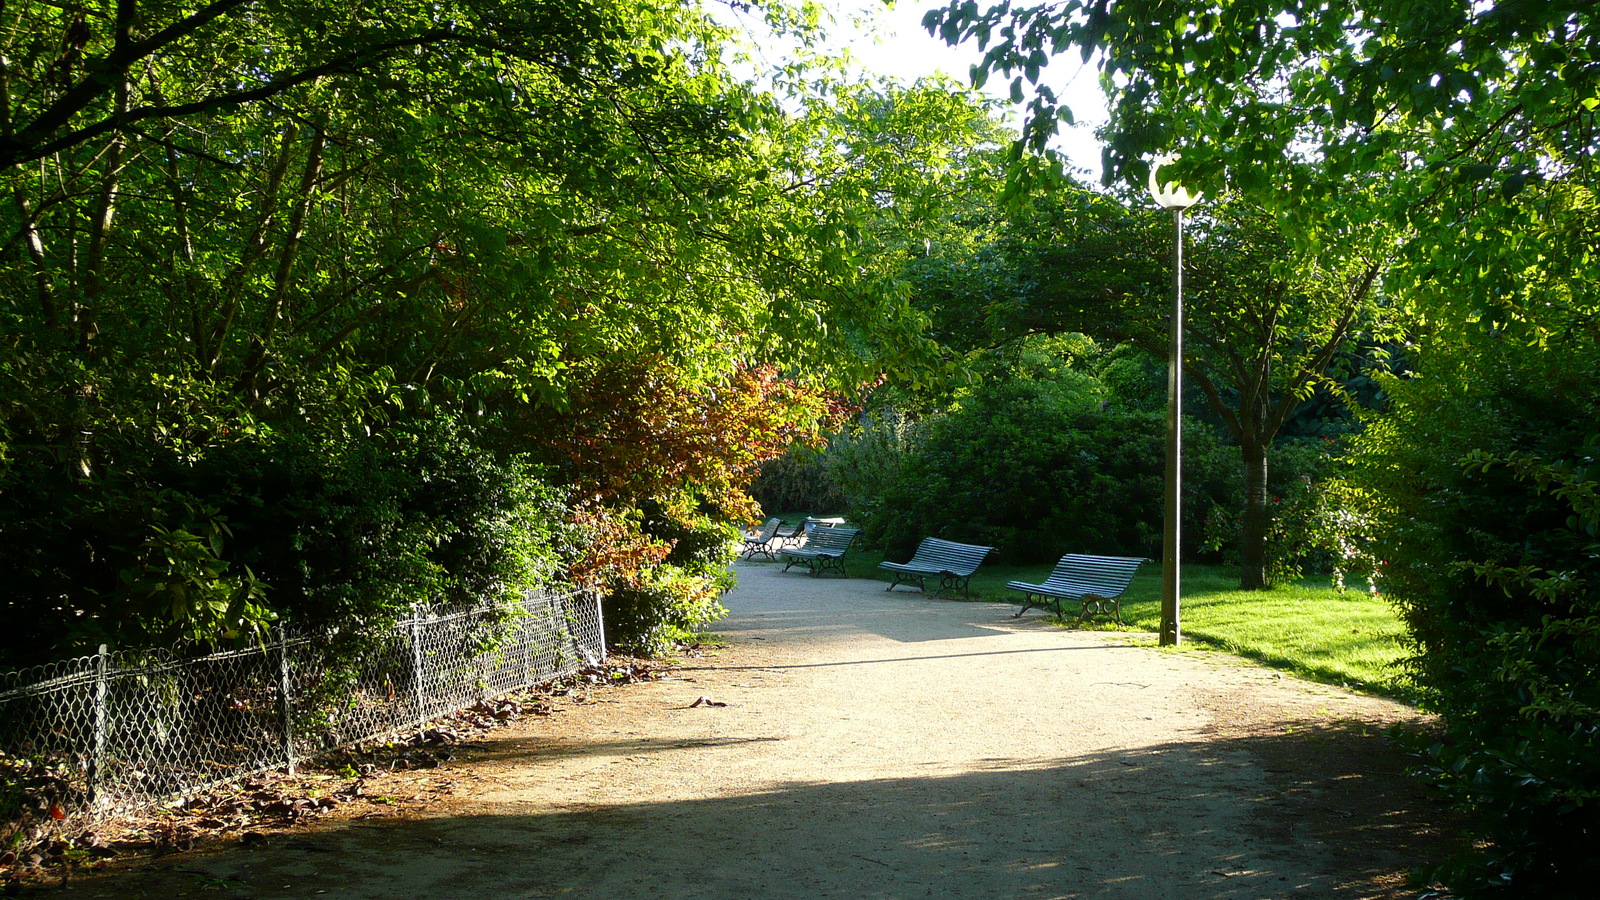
[517,592,533,689]
[89,644,108,810]
[276,626,296,775]
[409,615,427,730]
[593,589,607,662]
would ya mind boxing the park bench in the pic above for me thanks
[878,537,995,600]
[1007,554,1150,625]
[741,518,784,560]
[780,525,860,578]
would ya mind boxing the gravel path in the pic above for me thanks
[69,561,1446,900]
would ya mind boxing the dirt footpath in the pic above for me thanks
[66,562,1452,900]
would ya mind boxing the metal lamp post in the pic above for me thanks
[1148,155,1202,647]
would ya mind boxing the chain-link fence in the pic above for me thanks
[0,588,603,832]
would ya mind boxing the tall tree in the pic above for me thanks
[925,0,1596,305]
[991,190,1389,587]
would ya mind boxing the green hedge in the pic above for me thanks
[1354,331,1600,896]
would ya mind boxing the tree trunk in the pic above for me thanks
[1239,437,1270,590]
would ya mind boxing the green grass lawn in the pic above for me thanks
[749,519,1413,701]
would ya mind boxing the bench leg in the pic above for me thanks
[1077,594,1124,627]
[933,573,969,600]
[1017,595,1068,614]
[885,573,925,593]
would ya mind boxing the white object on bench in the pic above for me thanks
[777,516,846,550]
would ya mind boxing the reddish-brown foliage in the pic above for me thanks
[515,356,826,608]
[540,357,825,523]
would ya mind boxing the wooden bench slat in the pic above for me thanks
[740,518,784,561]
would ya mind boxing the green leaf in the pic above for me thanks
[1501,171,1529,201]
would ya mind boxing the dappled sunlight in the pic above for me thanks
[51,553,1450,900]
[1108,567,1413,695]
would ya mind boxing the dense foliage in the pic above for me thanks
[531,358,825,654]
[750,443,846,515]
[0,414,574,654]
[907,183,1392,588]
[1351,329,1600,895]
[0,0,1004,663]
[799,338,1234,566]
[866,390,1234,566]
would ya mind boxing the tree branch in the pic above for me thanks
[1263,259,1382,440]
[1189,366,1244,443]
[1,19,469,170]
[0,0,255,168]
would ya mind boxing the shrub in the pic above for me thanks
[564,500,737,656]
[1095,343,1166,413]
[1200,437,1350,584]
[0,412,570,667]
[750,442,845,514]
[1351,330,1600,896]
[823,409,923,520]
[200,419,571,630]
[526,357,822,653]
[860,374,1234,564]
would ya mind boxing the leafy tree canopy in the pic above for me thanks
[0,0,1013,659]
[926,1,1598,323]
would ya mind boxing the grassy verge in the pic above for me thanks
[742,526,1413,701]
[1115,567,1414,700]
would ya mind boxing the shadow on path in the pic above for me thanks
[65,720,1449,900]
[53,563,1454,900]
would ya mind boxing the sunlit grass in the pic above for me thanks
[1115,568,1413,700]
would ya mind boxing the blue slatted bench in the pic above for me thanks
[879,537,995,600]
[1008,554,1149,625]
[779,525,860,578]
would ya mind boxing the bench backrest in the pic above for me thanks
[748,518,782,541]
[1043,554,1148,597]
[806,525,859,553]
[907,538,994,575]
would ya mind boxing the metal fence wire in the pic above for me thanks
[0,588,604,829]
